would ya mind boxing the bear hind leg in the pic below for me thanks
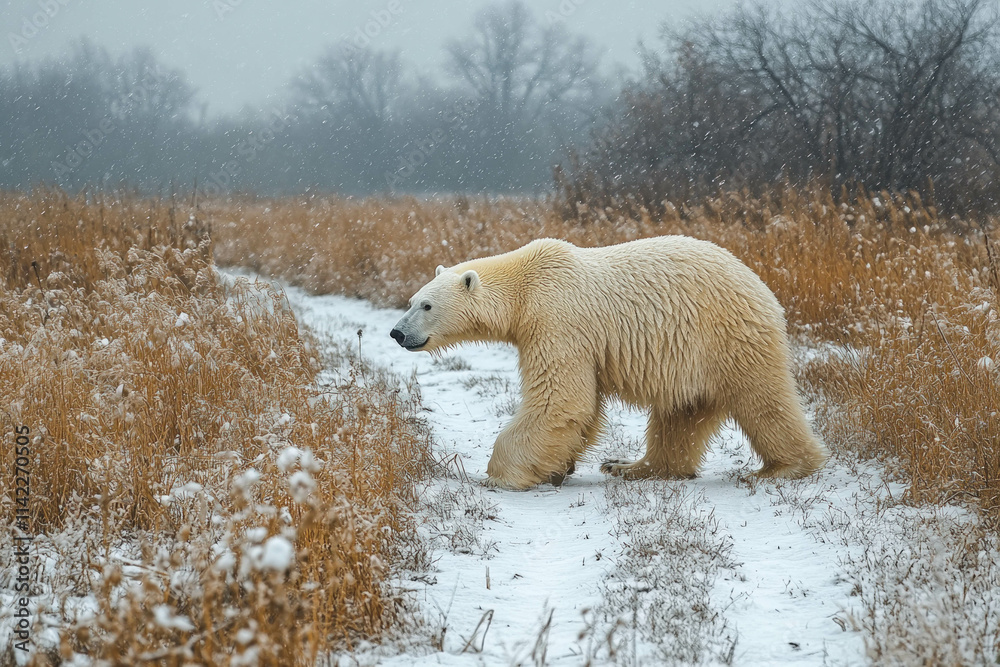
[730,386,828,479]
[601,403,722,480]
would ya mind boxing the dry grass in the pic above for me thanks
[583,478,738,666]
[209,186,1000,664]
[212,187,1000,524]
[209,188,981,340]
[6,185,1000,663]
[0,192,430,665]
[845,508,1000,665]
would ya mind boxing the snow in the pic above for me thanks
[152,605,195,632]
[275,277,879,666]
[277,445,306,471]
[287,470,316,502]
[702,443,871,664]
[233,467,261,491]
[244,527,269,543]
[257,536,295,572]
[213,549,237,574]
[2,268,985,664]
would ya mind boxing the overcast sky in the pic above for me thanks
[2,0,744,117]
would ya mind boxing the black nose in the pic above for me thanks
[390,328,405,344]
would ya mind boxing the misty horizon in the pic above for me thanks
[1,0,748,118]
[3,0,988,211]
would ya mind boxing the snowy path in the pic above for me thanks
[267,277,877,666]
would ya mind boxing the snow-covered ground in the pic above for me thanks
[235,273,999,666]
[278,280,881,667]
[2,271,995,666]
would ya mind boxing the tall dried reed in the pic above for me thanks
[0,192,430,665]
[212,188,1000,522]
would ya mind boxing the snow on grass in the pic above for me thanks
[834,498,1000,664]
[246,274,1000,666]
[283,282,619,665]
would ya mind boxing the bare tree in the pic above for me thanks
[445,0,598,123]
[294,47,402,129]
[833,0,998,191]
[559,0,1000,215]
[67,39,194,121]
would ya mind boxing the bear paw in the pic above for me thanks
[545,460,576,487]
[752,462,822,480]
[485,460,577,489]
[482,474,535,490]
[600,459,696,480]
[599,458,627,475]
[600,458,657,479]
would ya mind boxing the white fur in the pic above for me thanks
[393,237,828,489]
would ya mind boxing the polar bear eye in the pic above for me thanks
[422,303,432,311]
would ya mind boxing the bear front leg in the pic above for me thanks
[484,410,590,489]
[484,360,598,489]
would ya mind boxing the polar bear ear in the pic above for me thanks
[435,265,447,276]
[460,269,480,292]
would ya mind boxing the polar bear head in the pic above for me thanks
[390,264,483,353]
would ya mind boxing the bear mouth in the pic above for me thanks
[405,337,429,351]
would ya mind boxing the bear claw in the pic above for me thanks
[599,459,626,475]
[600,459,697,480]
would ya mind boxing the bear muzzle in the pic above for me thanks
[389,328,429,351]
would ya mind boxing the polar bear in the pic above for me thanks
[390,237,827,489]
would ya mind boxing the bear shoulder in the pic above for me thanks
[519,237,577,268]
[522,237,576,254]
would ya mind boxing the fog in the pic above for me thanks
[4,0,993,211]
[2,0,735,117]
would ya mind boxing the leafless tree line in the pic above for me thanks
[0,1,605,195]
[558,0,1000,215]
[6,0,993,209]
[286,1,603,192]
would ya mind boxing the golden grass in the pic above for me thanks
[211,187,1000,523]
[5,185,999,663]
[0,192,430,665]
